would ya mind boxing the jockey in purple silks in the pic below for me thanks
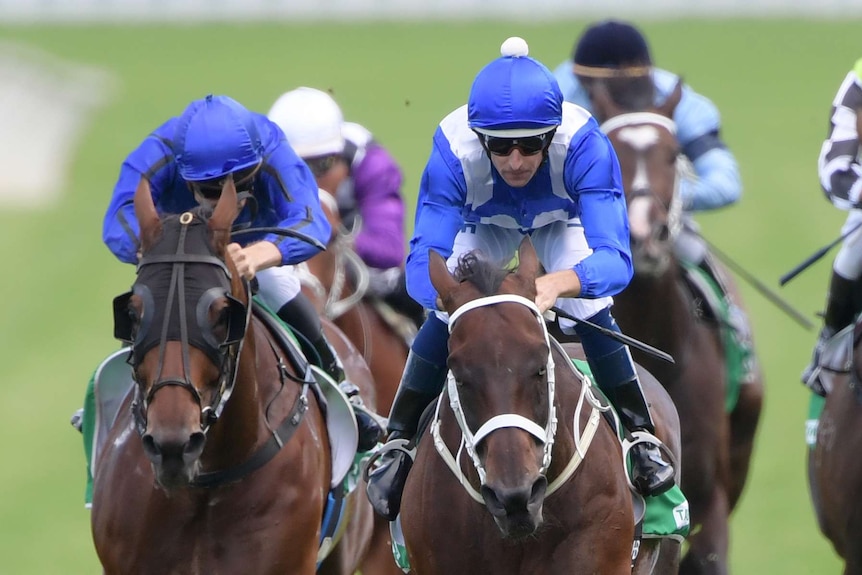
[268,87,425,328]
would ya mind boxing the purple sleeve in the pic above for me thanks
[351,144,406,269]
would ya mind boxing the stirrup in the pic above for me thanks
[70,407,84,433]
[363,439,417,521]
[622,431,676,496]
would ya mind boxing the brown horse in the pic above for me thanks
[808,324,862,574]
[296,191,413,575]
[399,237,682,574]
[593,83,764,573]
[297,190,411,417]
[91,177,376,574]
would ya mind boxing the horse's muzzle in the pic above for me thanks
[481,475,548,539]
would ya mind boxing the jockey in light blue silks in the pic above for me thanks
[553,20,758,388]
[365,37,676,522]
[80,94,382,451]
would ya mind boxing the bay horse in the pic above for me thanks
[808,324,862,574]
[400,237,682,574]
[296,190,412,417]
[91,177,376,574]
[592,82,764,573]
[297,191,413,575]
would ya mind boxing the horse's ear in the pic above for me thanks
[657,80,683,119]
[210,175,238,234]
[134,176,161,251]
[514,236,540,282]
[428,249,458,306]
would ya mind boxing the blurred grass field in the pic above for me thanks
[0,19,855,574]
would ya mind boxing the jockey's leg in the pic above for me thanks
[366,313,449,520]
[801,268,858,394]
[278,292,383,450]
[576,307,676,496]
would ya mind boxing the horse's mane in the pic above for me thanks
[452,251,512,297]
[587,75,655,113]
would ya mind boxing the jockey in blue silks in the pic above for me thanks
[365,37,675,521]
[553,20,758,386]
[97,94,382,449]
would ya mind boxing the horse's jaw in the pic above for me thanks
[631,241,672,278]
[481,475,548,540]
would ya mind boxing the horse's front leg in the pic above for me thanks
[679,485,730,575]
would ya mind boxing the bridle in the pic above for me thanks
[600,112,684,243]
[113,211,250,436]
[431,294,603,503]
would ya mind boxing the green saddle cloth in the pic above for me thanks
[572,359,690,541]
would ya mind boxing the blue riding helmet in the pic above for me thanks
[173,94,264,182]
[573,20,652,70]
[468,37,562,138]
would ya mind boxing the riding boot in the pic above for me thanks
[589,345,675,496]
[801,270,859,395]
[365,350,448,520]
[382,272,427,330]
[277,294,383,451]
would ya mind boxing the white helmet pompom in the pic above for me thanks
[500,37,529,58]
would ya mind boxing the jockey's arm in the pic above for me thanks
[227,241,282,281]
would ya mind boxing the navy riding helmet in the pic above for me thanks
[573,20,652,76]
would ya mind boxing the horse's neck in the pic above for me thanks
[201,323,268,465]
[614,266,695,358]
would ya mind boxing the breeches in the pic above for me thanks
[834,210,862,280]
[433,220,612,333]
[255,266,302,311]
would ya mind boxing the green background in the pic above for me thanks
[0,19,852,573]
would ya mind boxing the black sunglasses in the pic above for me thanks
[193,165,259,199]
[481,131,554,156]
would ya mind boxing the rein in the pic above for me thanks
[430,294,603,503]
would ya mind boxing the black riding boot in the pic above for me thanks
[590,345,675,497]
[801,270,858,395]
[382,272,427,330]
[365,351,447,520]
[278,294,383,451]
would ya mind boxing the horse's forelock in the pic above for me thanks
[452,252,511,297]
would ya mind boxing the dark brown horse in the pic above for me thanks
[297,190,411,417]
[297,191,412,575]
[91,177,376,574]
[593,84,764,573]
[808,324,862,574]
[399,237,681,574]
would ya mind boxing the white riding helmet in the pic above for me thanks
[267,87,345,158]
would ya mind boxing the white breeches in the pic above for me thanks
[834,210,862,280]
[433,220,612,333]
[255,265,302,312]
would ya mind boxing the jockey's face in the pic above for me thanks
[188,163,260,208]
[305,154,349,195]
[488,147,545,188]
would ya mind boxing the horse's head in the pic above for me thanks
[595,80,684,277]
[112,177,248,489]
[430,237,555,539]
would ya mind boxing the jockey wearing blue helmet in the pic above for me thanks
[365,37,675,522]
[93,94,383,452]
[174,94,264,183]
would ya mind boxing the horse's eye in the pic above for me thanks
[538,366,547,377]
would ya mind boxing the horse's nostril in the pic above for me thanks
[141,434,161,464]
[184,432,206,463]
